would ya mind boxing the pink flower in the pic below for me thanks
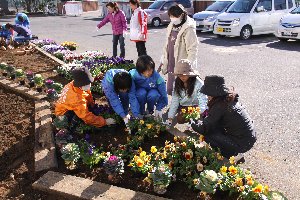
[109,155,117,161]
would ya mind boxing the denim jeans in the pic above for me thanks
[113,34,125,58]
[14,35,32,43]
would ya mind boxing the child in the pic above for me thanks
[55,68,115,128]
[97,2,127,58]
[15,13,30,28]
[5,23,32,44]
[191,75,256,158]
[167,59,207,125]
[129,55,168,118]
[0,24,13,50]
[101,69,140,125]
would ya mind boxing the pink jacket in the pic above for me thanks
[97,10,127,35]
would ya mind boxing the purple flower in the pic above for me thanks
[88,146,93,155]
[85,134,90,142]
[46,79,54,85]
[47,88,56,94]
[109,155,118,161]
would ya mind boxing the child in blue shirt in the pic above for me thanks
[15,13,30,28]
[102,69,140,125]
[129,55,168,118]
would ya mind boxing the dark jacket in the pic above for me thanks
[12,25,31,37]
[192,96,256,141]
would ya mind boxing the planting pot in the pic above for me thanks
[10,74,16,80]
[36,87,43,93]
[28,81,35,88]
[2,72,8,77]
[19,80,25,85]
[153,184,167,195]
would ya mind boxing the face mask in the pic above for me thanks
[81,84,91,91]
[170,17,181,25]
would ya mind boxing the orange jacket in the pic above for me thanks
[55,81,106,127]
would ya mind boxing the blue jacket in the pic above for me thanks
[0,24,12,39]
[129,69,168,110]
[15,13,30,28]
[12,25,31,37]
[102,69,140,118]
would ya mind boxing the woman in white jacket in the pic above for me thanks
[159,5,198,95]
[167,60,207,125]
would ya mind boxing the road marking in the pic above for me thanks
[213,47,238,53]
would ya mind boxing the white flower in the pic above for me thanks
[203,156,207,164]
[205,170,218,182]
[197,163,204,172]
[194,142,205,149]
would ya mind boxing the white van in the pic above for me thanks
[213,0,296,39]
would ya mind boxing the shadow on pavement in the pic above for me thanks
[92,33,113,37]
[266,40,300,52]
[200,34,277,47]
[147,24,168,30]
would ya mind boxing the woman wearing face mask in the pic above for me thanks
[55,68,116,128]
[159,4,198,95]
[97,2,127,58]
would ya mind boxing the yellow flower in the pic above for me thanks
[229,166,237,175]
[181,142,187,148]
[199,135,205,142]
[136,159,144,168]
[160,151,167,159]
[218,180,222,185]
[246,175,252,181]
[150,146,157,153]
[128,163,133,167]
[134,155,139,162]
[146,124,152,129]
[239,186,245,192]
[193,178,200,185]
[144,155,151,163]
[196,107,200,112]
[185,150,193,160]
[140,151,146,158]
[235,178,243,186]
[164,144,171,150]
[220,166,227,174]
[247,179,254,186]
[138,147,143,153]
[253,184,263,193]
[229,156,235,164]
[217,153,224,160]
[188,107,193,114]
[264,185,270,195]
[140,120,144,124]
[174,136,178,142]
[181,108,186,113]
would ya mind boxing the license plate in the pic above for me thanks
[217,27,224,32]
[284,30,292,35]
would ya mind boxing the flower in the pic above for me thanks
[235,178,243,186]
[197,163,204,172]
[229,166,237,175]
[181,108,186,113]
[184,150,193,160]
[253,184,263,193]
[239,186,245,192]
[140,151,146,158]
[220,166,227,174]
[188,107,194,114]
[160,151,167,159]
[150,146,157,153]
[140,120,144,124]
[108,155,117,161]
[193,178,200,185]
[216,153,224,160]
[205,170,218,182]
[136,159,144,167]
[196,107,200,112]
[264,185,269,194]
[146,124,152,129]
[199,135,205,142]
[181,142,187,148]
[229,156,235,165]
[247,179,254,186]
[174,136,178,142]
[202,156,207,164]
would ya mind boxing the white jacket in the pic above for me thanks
[130,7,148,41]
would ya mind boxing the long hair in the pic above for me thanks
[168,5,187,28]
[174,76,197,97]
[106,2,119,12]
[129,0,140,7]
[207,87,239,109]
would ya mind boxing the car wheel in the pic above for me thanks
[151,18,161,27]
[240,25,252,40]
[278,37,288,42]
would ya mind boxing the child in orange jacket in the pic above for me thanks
[55,68,115,127]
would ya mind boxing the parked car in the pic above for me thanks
[193,0,235,32]
[213,0,296,39]
[275,5,300,41]
[145,0,194,27]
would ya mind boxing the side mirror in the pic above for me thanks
[163,6,168,10]
[256,6,264,12]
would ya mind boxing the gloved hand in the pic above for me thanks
[105,118,116,126]
[154,110,163,118]
[123,114,131,125]
[165,119,172,126]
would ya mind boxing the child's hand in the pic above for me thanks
[105,118,116,125]
[154,110,163,119]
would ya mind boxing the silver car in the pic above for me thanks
[145,0,194,27]
[193,0,235,31]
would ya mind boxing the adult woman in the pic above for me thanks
[97,2,127,58]
[129,0,148,56]
[191,75,257,158]
[159,5,198,95]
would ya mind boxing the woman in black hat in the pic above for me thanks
[191,75,256,159]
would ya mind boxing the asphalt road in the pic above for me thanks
[1,12,300,199]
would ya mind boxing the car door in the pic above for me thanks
[271,0,288,29]
[160,1,177,23]
[252,0,272,33]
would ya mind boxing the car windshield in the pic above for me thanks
[290,6,300,14]
[227,0,257,13]
[206,1,233,12]
[148,1,165,9]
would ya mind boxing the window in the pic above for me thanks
[274,0,287,10]
[227,0,257,13]
[177,0,192,8]
[288,0,293,8]
[256,0,272,11]
[161,1,176,10]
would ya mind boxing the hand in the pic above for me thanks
[123,31,129,36]
[123,114,131,125]
[138,33,145,40]
[165,119,172,126]
[105,118,116,125]
[154,110,163,119]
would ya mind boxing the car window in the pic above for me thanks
[162,1,176,10]
[288,0,293,8]
[274,0,287,10]
[148,1,165,9]
[205,1,233,12]
[256,0,272,11]
[227,0,257,13]
[177,0,192,8]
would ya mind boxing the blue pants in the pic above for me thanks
[119,92,129,116]
[14,35,31,43]
[136,88,160,114]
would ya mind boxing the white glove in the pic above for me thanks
[155,110,163,118]
[105,118,116,125]
[165,119,172,126]
[123,114,131,125]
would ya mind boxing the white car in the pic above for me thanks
[275,6,300,41]
[214,0,296,39]
[193,0,235,32]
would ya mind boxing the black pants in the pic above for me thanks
[135,41,147,56]
[204,128,256,158]
[113,34,125,58]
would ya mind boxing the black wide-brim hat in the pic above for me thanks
[72,67,94,87]
[200,75,229,97]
